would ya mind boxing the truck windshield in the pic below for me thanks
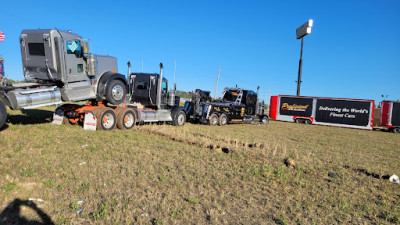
[223,91,239,102]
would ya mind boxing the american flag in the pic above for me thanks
[0,31,4,42]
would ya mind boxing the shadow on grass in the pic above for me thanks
[7,109,53,125]
[0,199,54,225]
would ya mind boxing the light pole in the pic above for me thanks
[296,19,313,96]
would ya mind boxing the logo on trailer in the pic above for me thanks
[281,103,309,111]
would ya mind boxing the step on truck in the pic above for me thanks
[269,95,375,130]
[184,87,268,126]
[0,29,185,130]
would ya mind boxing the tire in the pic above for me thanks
[218,114,228,126]
[305,119,311,124]
[106,79,126,105]
[393,127,400,134]
[173,110,186,126]
[0,100,7,129]
[261,116,269,125]
[116,108,136,130]
[93,107,116,130]
[209,113,218,126]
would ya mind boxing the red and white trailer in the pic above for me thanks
[374,101,400,133]
[270,95,375,130]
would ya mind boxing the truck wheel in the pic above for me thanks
[106,79,126,105]
[116,108,136,129]
[94,107,116,130]
[209,114,218,126]
[393,127,400,133]
[0,100,7,129]
[305,119,311,124]
[261,116,269,125]
[173,110,186,126]
[218,114,228,126]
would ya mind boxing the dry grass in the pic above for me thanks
[1,106,400,224]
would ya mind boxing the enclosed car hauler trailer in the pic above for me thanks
[374,100,400,133]
[270,95,374,130]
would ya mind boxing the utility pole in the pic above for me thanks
[295,19,313,96]
[296,37,304,96]
[214,67,221,99]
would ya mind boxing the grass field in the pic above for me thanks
[1,106,400,224]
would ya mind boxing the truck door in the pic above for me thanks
[64,40,87,83]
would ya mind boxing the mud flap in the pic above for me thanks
[52,111,64,125]
[83,112,97,131]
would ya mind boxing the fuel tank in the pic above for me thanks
[7,86,62,110]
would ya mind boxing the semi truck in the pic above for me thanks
[0,29,185,130]
[269,95,375,130]
[184,87,269,125]
[53,62,186,130]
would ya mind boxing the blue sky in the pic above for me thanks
[0,0,399,102]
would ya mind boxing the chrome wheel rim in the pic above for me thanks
[221,116,227,125]
[112,85,124,101]
[262,118,268,124]
[177,113,185,126]
[212,116,218,125]
[103,112,115,129]
[124,113,135,128]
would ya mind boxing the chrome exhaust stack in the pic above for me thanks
[156,63,163,110]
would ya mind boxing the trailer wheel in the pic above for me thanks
[393,127,400,133]
[209,114,218,126]
[94,107,116,130]
[218,114,228,126]
[106,79,126,105]
[261,116,269,125]
[0,100,7,129]
[173,110,186,126]
[116,108,136,129]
